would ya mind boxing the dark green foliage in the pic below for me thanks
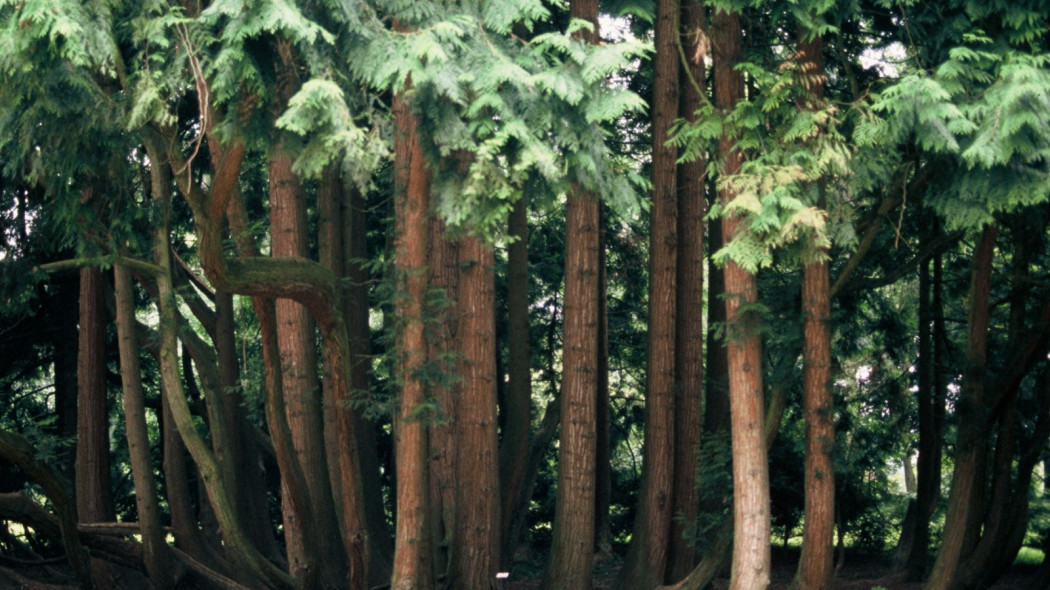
[0,2,1049,588]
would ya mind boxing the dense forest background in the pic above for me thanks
[1,1,1049,589]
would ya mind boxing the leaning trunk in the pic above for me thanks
[925,224,998,590]
[154,140,297,590]
[114,262,174,589]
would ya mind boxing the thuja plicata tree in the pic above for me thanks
[0,1,1048,589]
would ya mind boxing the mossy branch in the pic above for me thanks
[34,256,164,277]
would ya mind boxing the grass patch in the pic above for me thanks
[1015,546,1045,567]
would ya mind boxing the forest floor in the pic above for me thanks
[504,547,1039,590]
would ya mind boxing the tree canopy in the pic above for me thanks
[0,1,1048,590]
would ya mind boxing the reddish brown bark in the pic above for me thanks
[453,236,501,588]
[541,180,600,590]
[269,145,340,587]
[193,122,371,590]
[667,0,707,581]
[541,3,601,587]
[76,264,112,525]
[391,82,434,590]
[792,256,835,590]
[791,34,835,590]
[713,6,771,590]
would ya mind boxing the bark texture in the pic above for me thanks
[269,143,338,588]
[618,0,679,586]
[76,264,112,524]
[541,4,600,588]
[713,6,771,590]
[391,82,434,590]
[541,180,600,590]
[454,236,501,588]
[791,33,835,590]
[667,0,707,580]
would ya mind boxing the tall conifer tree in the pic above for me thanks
[542,2,601,587]
[712,5,772,589]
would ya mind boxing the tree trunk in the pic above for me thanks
[426,218,458,581]
[215,289,280,564]
[541,4,601,587]
[541,176,600,589]
[895,238,940,578]
[790,33,835,590]
[161,374,217,570]
[453,236,501,589]
[390,79,434,590]
[500,195,532,567]
[925,224,998,590]
[657,384,791,590]
[713,5,771,589]
[114,263,174,589]
[184,115,371,590]
[269,143,339,588]
[955,225,1048,590]
[618,1,679,588]
[667,0,707,581]
[76,264,112,525]
[540,2,603,587]
[791,259,835,590]
[154,172,297,590]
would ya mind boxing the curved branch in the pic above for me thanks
[0,433,94,589]
[835,230,963,295]
[34,256,163,277]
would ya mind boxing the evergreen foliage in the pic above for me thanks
[0,1,1048,589]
